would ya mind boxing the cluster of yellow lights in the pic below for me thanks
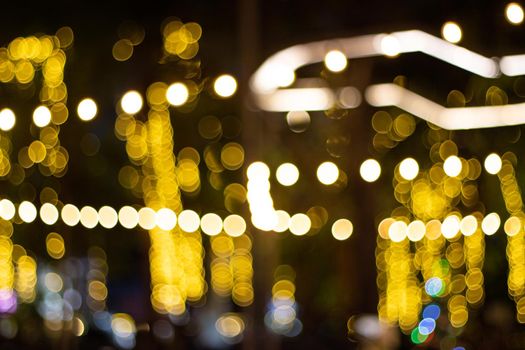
[163,20,202,59]
[0,221,14,306]
[269,266,298,332]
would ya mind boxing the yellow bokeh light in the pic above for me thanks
[46,232,65,259]
[0,108,15,131]
[77,98,98,121]
[118,206,139,229]
[506,3,524,24]
[223,214,246,237]
[177,209,200,232]
[442,21,462,43]
[155,208,177,231]
[18,201,37,223]
[61,204,80,226]
[273,210,290,233]
[138,207,157,230]
[33,105,52,128]
[201,213,223,236]
[399,157,419,180]
[289,213,311,236]
[460,215,478,236]
[276,163,299,186]
[247,161,270,180]
[504,216,522,236]
[166,82,189,106]
[121,90,143,114]
[407,220,426,242]
[359,159,381,182]
[317,162,339,185]
[324,50,347,72]
[441,215,461,239]
[482,212,500,235]
[80,206,99,229]
[0,199,15,221]
[215,314,245,338]
[388,220,407,242]
[40,203,59,225]
[380,35,401,57]
[443,155,462,177]
[331,218,353,240]
[98,206,118,229]
[213,74,237,98]
[484,153,502,175]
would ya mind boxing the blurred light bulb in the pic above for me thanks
[442,22,462,43]
[166,82,189,106]
[359,159,381,182]
[324,50,347,72]
[317,162,339,185]
[33,105,52,127]
[77,98,98,121]
[214,74,237,97]
[121,90,143,114]
[276,163,299,186]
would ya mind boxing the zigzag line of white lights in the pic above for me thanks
[250,29,525,130]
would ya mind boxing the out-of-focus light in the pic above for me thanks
[359,159,381,182]
[119,206,139,229]
[276,163,299,186]
[33,106,51,127]
[121,91,143,114]
[484,153,502,174]
[273,210,291,233]
[441,215,460,239]
[331,219,353,240]
[138,207,157,230]
[166,82,189,106]
[407,220,426,242]
[317,162,339,185]
[0,108,16,131]
[324,50,347,72]
[80,206,98,228]
[425,277,444,297]
[388,221,407,242]
[504,216,521,236]
[418,318,436,335]
[214,74,237,98]
[201,213,223,236]
[18,201,37,223]
[380,35,401,57]
[289,213,311,236]
[62,204,80,226]
[77,98,98,121]
[0,199,15,221]
[98,206,118,229]
[177,210,200,232]
[441,22,462,43]
[399,158,419,180]
[422,304,441,320]
[45,272,63,293]
[286,111,311,133]
[155,208,177,231]
[482,212,500,235]
[223,214,246,237]
[460,215,478,236]
[40,203,59,225]
[443,155,462,177]
[506,3,524,24]
[216,313,245,338]
[247,162,270,180]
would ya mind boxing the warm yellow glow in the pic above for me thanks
[484,153,502,175]
[0,108,15,131]
[98,206,118,229]
[121,90,143,114]
[442,21,462,43]
[18,201,37,223]
[40,203,59,225]
[138,207,156,230]
[0,199,15,220]
[77,98,98,121]
[216,314,245,338]
[177,209,200,232]
[61,204,80,226]
[359,159,381,182]
[214,74,237,98]
[324,50,347,72]
[506,3,524,24]
[289,213,311,236]
[460,215,478,236]
[504,216,522,236]
[201,213,223,236]
[276,163,299,186]
[482,212,500,235]
[399,158,419,180]
[33,105,52,127]
[317,162,339,185]
[247,161,271,180]
[286,110,311,133]
[273,210,290,233]
[46,232,65,259]
[406,220,425,242]
[223,214,246,237]
[45,272,63,293]
[155,208,177,231]
[443,155,462,177]
[166,82,189,106]
[331,219,353,240]
[441,215,460,239]
[80,206,99,229]
[388,221,407,242]
[380,35,401,57]
[118,206,139,229]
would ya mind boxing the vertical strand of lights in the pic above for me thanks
[231,235,254,307]
[496,156,525,321]
[246,162,277,231]
[86,247,109,313]
[145,109,204,314]
[445,224,468,329]
[266,266,301,336]
[0,220,15,313]
[210,234,234,297]
[376,233,390,323]
[463,223,485,309]
[14,254,37,303]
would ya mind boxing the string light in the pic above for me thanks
[77,98,98,121]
